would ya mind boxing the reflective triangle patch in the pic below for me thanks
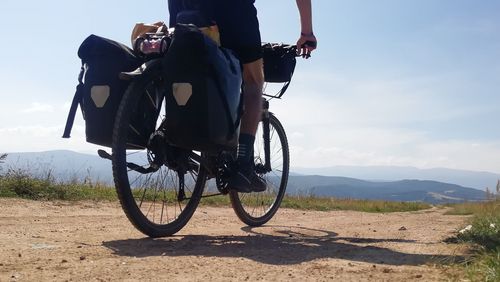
[91,85,110,108]
[172,83,192,106]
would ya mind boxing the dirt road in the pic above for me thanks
[0,199,469,281]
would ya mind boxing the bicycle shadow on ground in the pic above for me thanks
[102,225,464,266]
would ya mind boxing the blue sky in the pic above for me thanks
[1,0,499,173]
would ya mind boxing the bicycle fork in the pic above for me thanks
[261,99,272,173]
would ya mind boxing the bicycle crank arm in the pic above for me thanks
[98,149,159,174]
[97,149,112,160]
[126,162,160,174]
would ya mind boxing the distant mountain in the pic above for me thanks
[1,150,489,204]
[285,175,486,204]
[292,166,500,191]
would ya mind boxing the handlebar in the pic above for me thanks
[277,42,316,59]
[297,41,316,59]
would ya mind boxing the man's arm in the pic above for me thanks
[296,0,317,57]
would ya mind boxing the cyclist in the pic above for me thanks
[168,0,317,193]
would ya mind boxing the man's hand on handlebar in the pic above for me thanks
[296,33,317,59]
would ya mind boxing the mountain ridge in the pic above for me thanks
[284,176,486,204]
[293,165,500,190]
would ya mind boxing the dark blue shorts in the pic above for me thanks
[168,0,263,64]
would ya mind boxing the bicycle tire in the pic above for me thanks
[112,74,206,238]
[229,114,289,226]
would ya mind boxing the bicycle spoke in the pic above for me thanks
[161,189,166,224]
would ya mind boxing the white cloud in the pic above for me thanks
[1,125,61,137]
[287,125,500,173]
[22,102,55,114]
[287,125,424,166]
[0,124,98,153]
[270,68,499,172]
[61,102,72,111]
[290,131,305,139]
[415,140,500,172]
[265,68,500,173]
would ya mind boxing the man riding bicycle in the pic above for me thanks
[168,0,317,193]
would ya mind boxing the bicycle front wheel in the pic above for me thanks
[112,74,206,238]
[230,114,290,226]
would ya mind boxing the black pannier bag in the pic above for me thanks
[262,43,297,98]
[63,35,157,148]
[162,24,242,153]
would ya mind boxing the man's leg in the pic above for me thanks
[241,59,264,136]
[227,59,267,193]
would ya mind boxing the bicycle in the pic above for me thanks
[100,43,306,238]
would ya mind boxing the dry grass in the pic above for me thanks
[280,195,430,213]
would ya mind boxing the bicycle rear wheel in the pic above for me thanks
[112,73,206,238]
[229,114,289,226]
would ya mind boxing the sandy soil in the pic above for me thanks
[0,199,470,281]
